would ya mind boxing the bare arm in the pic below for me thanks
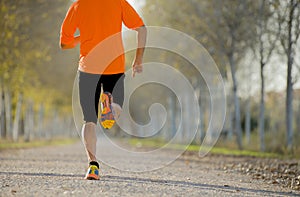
[60,35,80,50]
[132,26,147,77]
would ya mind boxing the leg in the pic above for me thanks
[99,73,125,120]
[111,74,125,119]
[111,102,122,119]
[78,71,100,163]
[82,122,97,162]
[78,71,101,180]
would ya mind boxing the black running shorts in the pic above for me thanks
[78,71,125,124]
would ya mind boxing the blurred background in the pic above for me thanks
[0,0,299,156]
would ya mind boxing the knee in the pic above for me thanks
[84,122,97,127]
[83,115,97,125]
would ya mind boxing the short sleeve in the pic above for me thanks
[60,3,78,45]
[121,0,144,29]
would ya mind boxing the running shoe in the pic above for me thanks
[99,91,115,129]
[84,165,100,180]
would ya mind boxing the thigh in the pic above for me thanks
[78,71,100,124]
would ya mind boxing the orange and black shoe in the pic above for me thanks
[99,91,115,129]
[84,161,100,180]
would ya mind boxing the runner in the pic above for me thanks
[60,0,146,180]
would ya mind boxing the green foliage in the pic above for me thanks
[128,137,283,158]
[0,0,76,113]
[0,138,78,151]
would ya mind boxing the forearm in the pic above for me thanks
[60,35,80,50]
[134,26,147,63]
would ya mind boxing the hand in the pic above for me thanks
[132,60,143,77]
[132,26,146,77]
[60,35,80,50]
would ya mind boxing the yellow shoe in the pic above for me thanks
[84,165,100,180]
[99,92,115,129]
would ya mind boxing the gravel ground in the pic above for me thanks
[0,141,299,197]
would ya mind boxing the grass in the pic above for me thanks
[195,145,281,158]
[127,138,283,159]
[0,138,79,151]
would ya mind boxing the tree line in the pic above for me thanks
[141,0,300,152]
[0,0,78,141]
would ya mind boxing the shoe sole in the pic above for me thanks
[85,174,100,180]
[101,119,115,129]
[99,92,115,129]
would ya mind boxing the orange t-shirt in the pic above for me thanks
[60,0,144,74]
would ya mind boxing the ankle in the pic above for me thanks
[89,161,99,169]
[112,103,122,119]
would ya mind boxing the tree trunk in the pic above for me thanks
[167,95,176,140]
[37,103,44,139]
[297,101,300,138]
[286,0,295,150]
[286,59,293,150]
[199,101,205,144]
[182,96,188,143]
[4,89,12,139]
[24,101,34,142]
[0,87,6,139]
[245,98,251,145]
[229,54,243,150]
[286,61,293,150]
[259,63,266,152]
[227,100,233,140]
[258,0,267,152]
[12,93,22,142]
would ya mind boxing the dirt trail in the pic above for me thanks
[0,141,299,197]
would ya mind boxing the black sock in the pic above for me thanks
[89,161,99,169]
